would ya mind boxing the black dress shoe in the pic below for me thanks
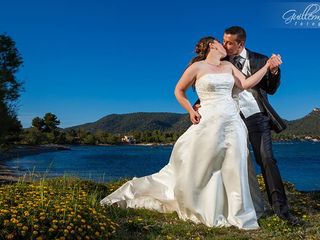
[278,213,305,226]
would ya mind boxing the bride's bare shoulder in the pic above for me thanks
[190,60,206,67]
[187,61,207,72]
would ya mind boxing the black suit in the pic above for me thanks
[245,49,287,133]
[195,49,289,217]
[241,49,289,217]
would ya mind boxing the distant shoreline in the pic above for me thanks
[1,142,319,190]
[0,144,71,183]
[0,144,71,162]
[2,140,319,162]
[0,143,175,162]
[97,143,174,147]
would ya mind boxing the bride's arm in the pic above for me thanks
[174,63,197,113]
[231,58,277,90]
[174,62,201,124]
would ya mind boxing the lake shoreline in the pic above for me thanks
[0,144,71,161]
[0,141,320,191]
[2,140,319,162]
[0,143,174,162]
[0,144,71,183]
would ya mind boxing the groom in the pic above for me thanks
[194,26,299,225]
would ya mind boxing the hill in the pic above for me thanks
[67,108,320,138]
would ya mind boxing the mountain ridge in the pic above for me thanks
[65,108,320,137]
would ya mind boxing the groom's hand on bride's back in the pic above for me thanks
[193,103,201,112]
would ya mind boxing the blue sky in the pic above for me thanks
[1,0,319,128]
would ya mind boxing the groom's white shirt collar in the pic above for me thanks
[239,48,247,59]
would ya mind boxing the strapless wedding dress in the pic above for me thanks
[100,73,259,230]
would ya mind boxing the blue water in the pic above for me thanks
[5,142,320,191]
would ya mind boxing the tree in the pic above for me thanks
[32,117,44,131]
[21,128,44,145]
[43,113,60,132]
[0,34,24,149]
[0,101,22,149]
[65,129,78,144]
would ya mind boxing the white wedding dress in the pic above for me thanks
[100,73,259,230]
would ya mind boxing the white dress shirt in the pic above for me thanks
[236,48,263,118]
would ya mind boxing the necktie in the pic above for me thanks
[231,55,245,71]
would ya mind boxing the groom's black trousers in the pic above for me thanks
[242,112,289,216]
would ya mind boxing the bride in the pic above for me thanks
[100,36,281,230]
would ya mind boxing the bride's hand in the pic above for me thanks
[266,54,282,70]
[189,110,201,124]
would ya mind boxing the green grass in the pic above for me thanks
[0,175,319,239]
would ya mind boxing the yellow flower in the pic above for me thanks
[6,234,14,239]
[10,218,19,224]
[22,226,29,231]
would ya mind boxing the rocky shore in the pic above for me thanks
[0,144,71,183]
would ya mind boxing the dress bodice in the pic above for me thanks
[195,73,235,104]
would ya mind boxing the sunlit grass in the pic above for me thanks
[0,175,121,239]
[0,175,319,239]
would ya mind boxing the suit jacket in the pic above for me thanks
[245,49,287,133]
[195,49,287,133]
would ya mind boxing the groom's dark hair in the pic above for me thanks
[224,26,246,43]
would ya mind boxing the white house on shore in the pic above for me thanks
[121,135,136,144]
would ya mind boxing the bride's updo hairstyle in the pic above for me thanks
[188,36,216,89]
[189,36,216,66]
